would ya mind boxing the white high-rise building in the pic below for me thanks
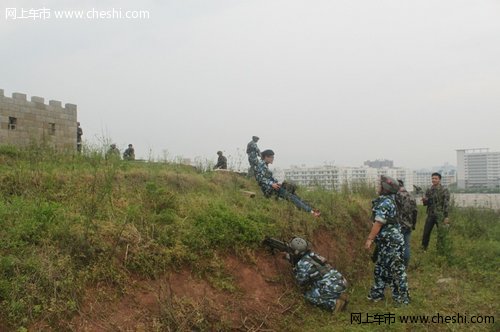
[284,165,413,191]
[457,148,500,189]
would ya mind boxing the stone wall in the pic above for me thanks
[0,89,77,151]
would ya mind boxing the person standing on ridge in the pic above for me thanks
[76,122,83,153]
[246,136,261,178]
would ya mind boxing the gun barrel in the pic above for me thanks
[262,237,291,253]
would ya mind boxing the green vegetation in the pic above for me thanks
[0,145,498,331]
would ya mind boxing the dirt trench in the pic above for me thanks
[63,225,368,331]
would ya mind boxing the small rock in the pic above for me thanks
[437,277,453,284]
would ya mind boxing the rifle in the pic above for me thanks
[413,185,423,195]
[262,237,294,255]
[262,237,300,265]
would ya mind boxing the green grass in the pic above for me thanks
[0,145,498,331]
[295,206,500,332]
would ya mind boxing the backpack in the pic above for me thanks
[395,191,417,230]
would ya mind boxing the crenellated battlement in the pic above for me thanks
[0,89,77,116]
[0,88,78,151]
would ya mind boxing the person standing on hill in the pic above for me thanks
[365,175,409,305]
[213,151,228,170]
[255,149,320,217]
[396,180,418,267]
[246,136,261,178]
[421,172,451,254]
[76,122,83,153]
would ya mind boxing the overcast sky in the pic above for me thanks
[1,0,499,170]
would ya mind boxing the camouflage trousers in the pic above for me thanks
[303,270,347,311]
[422,215,452,256]
[247,159,259,179]
[369,233,409,304]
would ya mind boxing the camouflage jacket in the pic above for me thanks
[255,160,277,196]
[246,140,261,165]
[396,189,418,230]
[106,147,120,159]
[123,148,135,160]
[423,184,450,218]
[372,194,397,225]
[77,127,83,141]
[294,252,346,293]
[214,155,227,169]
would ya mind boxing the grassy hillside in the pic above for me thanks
[0,146,498,331]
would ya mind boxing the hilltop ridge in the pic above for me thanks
[0,146,498,331]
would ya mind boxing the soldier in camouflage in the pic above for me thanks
[123,144,135,160]
[396,180,418,267]
[255,150,320,217]
[76,122,83,153]
[288,237,348,312]
[106,144,121,160]
[365,175,410,304]
[213,151,228,170]
[421,172,451,254]
[246,136,261,178]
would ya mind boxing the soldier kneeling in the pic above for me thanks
[288,237,349,312]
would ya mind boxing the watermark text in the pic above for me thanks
[5,7,150,20]
[351,312,495,325]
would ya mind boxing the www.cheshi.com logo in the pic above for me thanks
[5,7,150,20]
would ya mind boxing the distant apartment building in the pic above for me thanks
[457,148,500,189]
[412,168,456,190]
[0,89,78,151]
[284,165,414,192]
[364,159,394,168]
[285,165,350,191]
[413,170,433,189]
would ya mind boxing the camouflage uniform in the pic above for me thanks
[396,189,418,267]
[214,155,227,169]
[106,146,121,160]
[255,160,312,212]
[246,140,261,177]
[76,124,83,152]
[123,147,135,160]
[294,252,348,311]
[422,184,450,254]
[369,194,410,304]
